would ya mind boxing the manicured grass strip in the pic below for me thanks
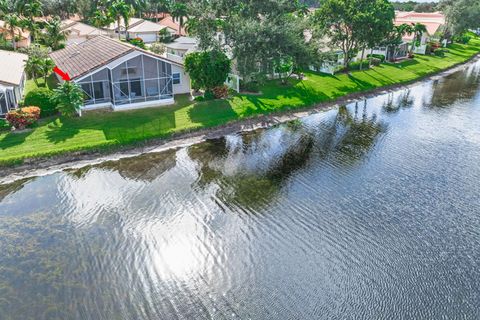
[1,38,480,165]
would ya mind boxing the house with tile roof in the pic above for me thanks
[158,14,187,36]
[394,11,446,54]
[0,50,27,116]
[61,20,110,46]
[104,18,175,43]
[49,36,191,113]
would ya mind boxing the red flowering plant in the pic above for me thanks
[5,106,41,130]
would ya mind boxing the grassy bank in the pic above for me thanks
[1,39,480,166]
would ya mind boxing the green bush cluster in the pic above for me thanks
[434,48,447,57]
[453,34,471,44]
[129,38,146,49]
[367,54,386,62]
[24,88,57,117]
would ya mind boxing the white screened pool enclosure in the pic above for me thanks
[75,52,175,112]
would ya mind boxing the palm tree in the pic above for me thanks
[20,0,43,42]
[171,2,188,36]
[0,0,9,18]
[109,0,134,40]
[44,17,68,50]
[3,14,21,50]
[411,23,428,53]
[25,55,42,85]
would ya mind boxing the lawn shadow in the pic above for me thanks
[45,122,80,144]
[0,130,33,150]
[187,99,238,125]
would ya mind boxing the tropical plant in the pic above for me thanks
[410,23,427,53]
[109,0,133,40]
[313,0,395,69]
[19,0,43,42]
[44,17,69,50]
[52,81,84,117]
[184,49,231,95]
[5,106,41,130]
[170,2,188,36]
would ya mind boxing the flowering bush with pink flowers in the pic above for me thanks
[5,106,41,130]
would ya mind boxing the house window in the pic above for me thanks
[172,73,181,85]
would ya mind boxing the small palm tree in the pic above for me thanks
[411,23,428,52]
[20,0,43,42]
[25,56,43,84]
[109,0,133,40]
[171,2,188,36]
[52,81,84,117]
[3,13,21,50]
[44,17,68,50]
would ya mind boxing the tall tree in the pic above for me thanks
[312,0,395,69]
[440,0,480,37]
[170,1,188,36]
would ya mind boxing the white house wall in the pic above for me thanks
[172,64,191,94]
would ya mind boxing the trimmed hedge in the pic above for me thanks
[24,87,57,117]
[367,53,386,62]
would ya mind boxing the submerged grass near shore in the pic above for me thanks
[1,38,480,167]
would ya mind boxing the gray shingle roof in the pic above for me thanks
[49,36,134,80]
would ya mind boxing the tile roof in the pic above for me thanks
[62,20,108,37]
[0,50,27,86]
[127,19,166,33]
[50,36,134,80]
[158,15,187,36]
[395,11,446,36]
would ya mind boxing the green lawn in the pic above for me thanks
[1,38,480,166]
[24,74,58,95]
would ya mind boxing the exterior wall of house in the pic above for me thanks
[171,64,191,95]
[129,32,158,43]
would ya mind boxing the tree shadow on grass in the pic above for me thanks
[0,130,33,150]
[45,119,80,144]
[187,99,239,126]
[346,74,376,90]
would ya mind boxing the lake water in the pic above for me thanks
[1,61,480,320]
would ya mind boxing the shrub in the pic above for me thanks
[129,38,146,49]
[367,54,385,62]
[212,85,229,99]
[184,50,231,93]
[0,118,10,131]
[453,34,471,44]
[434,48,446,57]
[5,106,41,130]
[203,90,216,100]
[369,57,382,66]
[24,87,56,117]
[150,42,166,55]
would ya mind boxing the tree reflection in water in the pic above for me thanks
[427,65,480,108]
[66,150,177,182]
[187,102,384,210]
